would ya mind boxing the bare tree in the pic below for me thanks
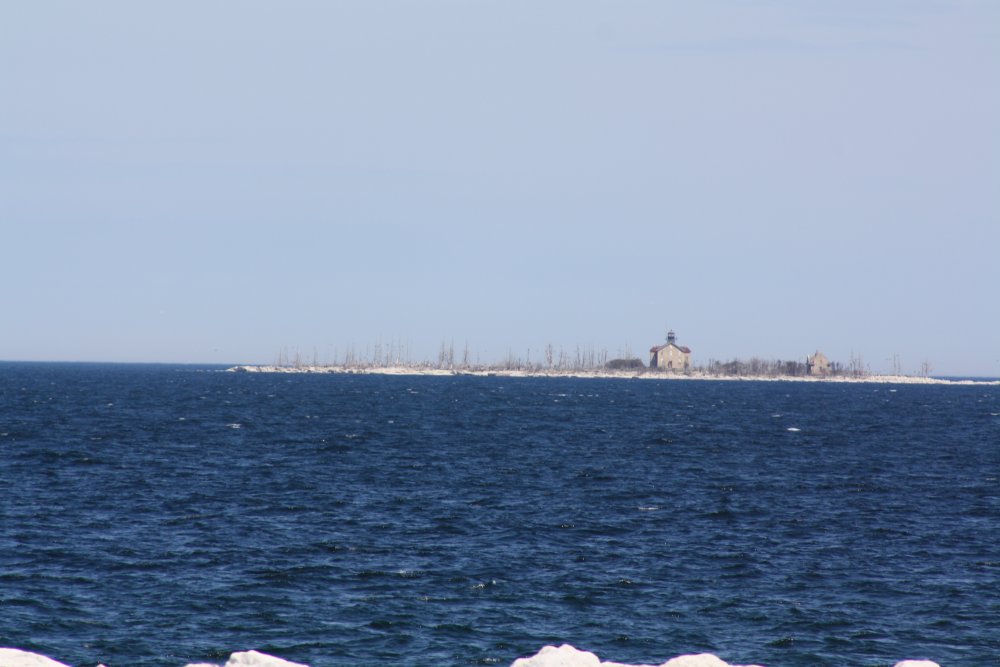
[849,351,866,378]
[891,353,902,376]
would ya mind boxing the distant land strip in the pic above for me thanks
[225,365,999,386]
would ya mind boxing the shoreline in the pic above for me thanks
[225,365,999,386]
[0,645,942,667]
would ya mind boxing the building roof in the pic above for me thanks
[650,343,692,354]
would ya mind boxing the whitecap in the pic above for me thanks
[395,569,421,578]
[786,427,801,432]
[638,505,660,512]
[226,423,242,429]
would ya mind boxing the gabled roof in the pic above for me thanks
[650,343,692,354]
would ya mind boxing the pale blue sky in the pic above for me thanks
[2,1,998,374]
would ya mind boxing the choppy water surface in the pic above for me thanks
[1,363,998,666]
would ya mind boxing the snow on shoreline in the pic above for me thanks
[0,646,943,667]
[225,364,998,386]
[0,649,307,667]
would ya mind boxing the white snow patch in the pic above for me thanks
[222,651,309,667]
[182,651,309,667]
[0,645,942,667]
[511,645,603,667]
[509,645,763,667]
[660,656,759,667]
[0,649,72,667]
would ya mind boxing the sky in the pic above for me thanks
[2,1,998,375]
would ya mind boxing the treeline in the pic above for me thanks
[698,358,847,377]
[275,340,419,369]
[273,342,892,378]
[276,341,624,371]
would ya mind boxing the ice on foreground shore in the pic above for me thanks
[0,649,305,667]
[0,646,942,667]
[510,646,944,667]
[0,650,75,667]
[183,650,308,667]
[509,645,764,667]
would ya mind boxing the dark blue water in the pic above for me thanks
[1,363,998,667]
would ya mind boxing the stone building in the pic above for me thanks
[649,330,691,372]
[806,351,830,376]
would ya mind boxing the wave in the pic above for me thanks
[0,646,942,667]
